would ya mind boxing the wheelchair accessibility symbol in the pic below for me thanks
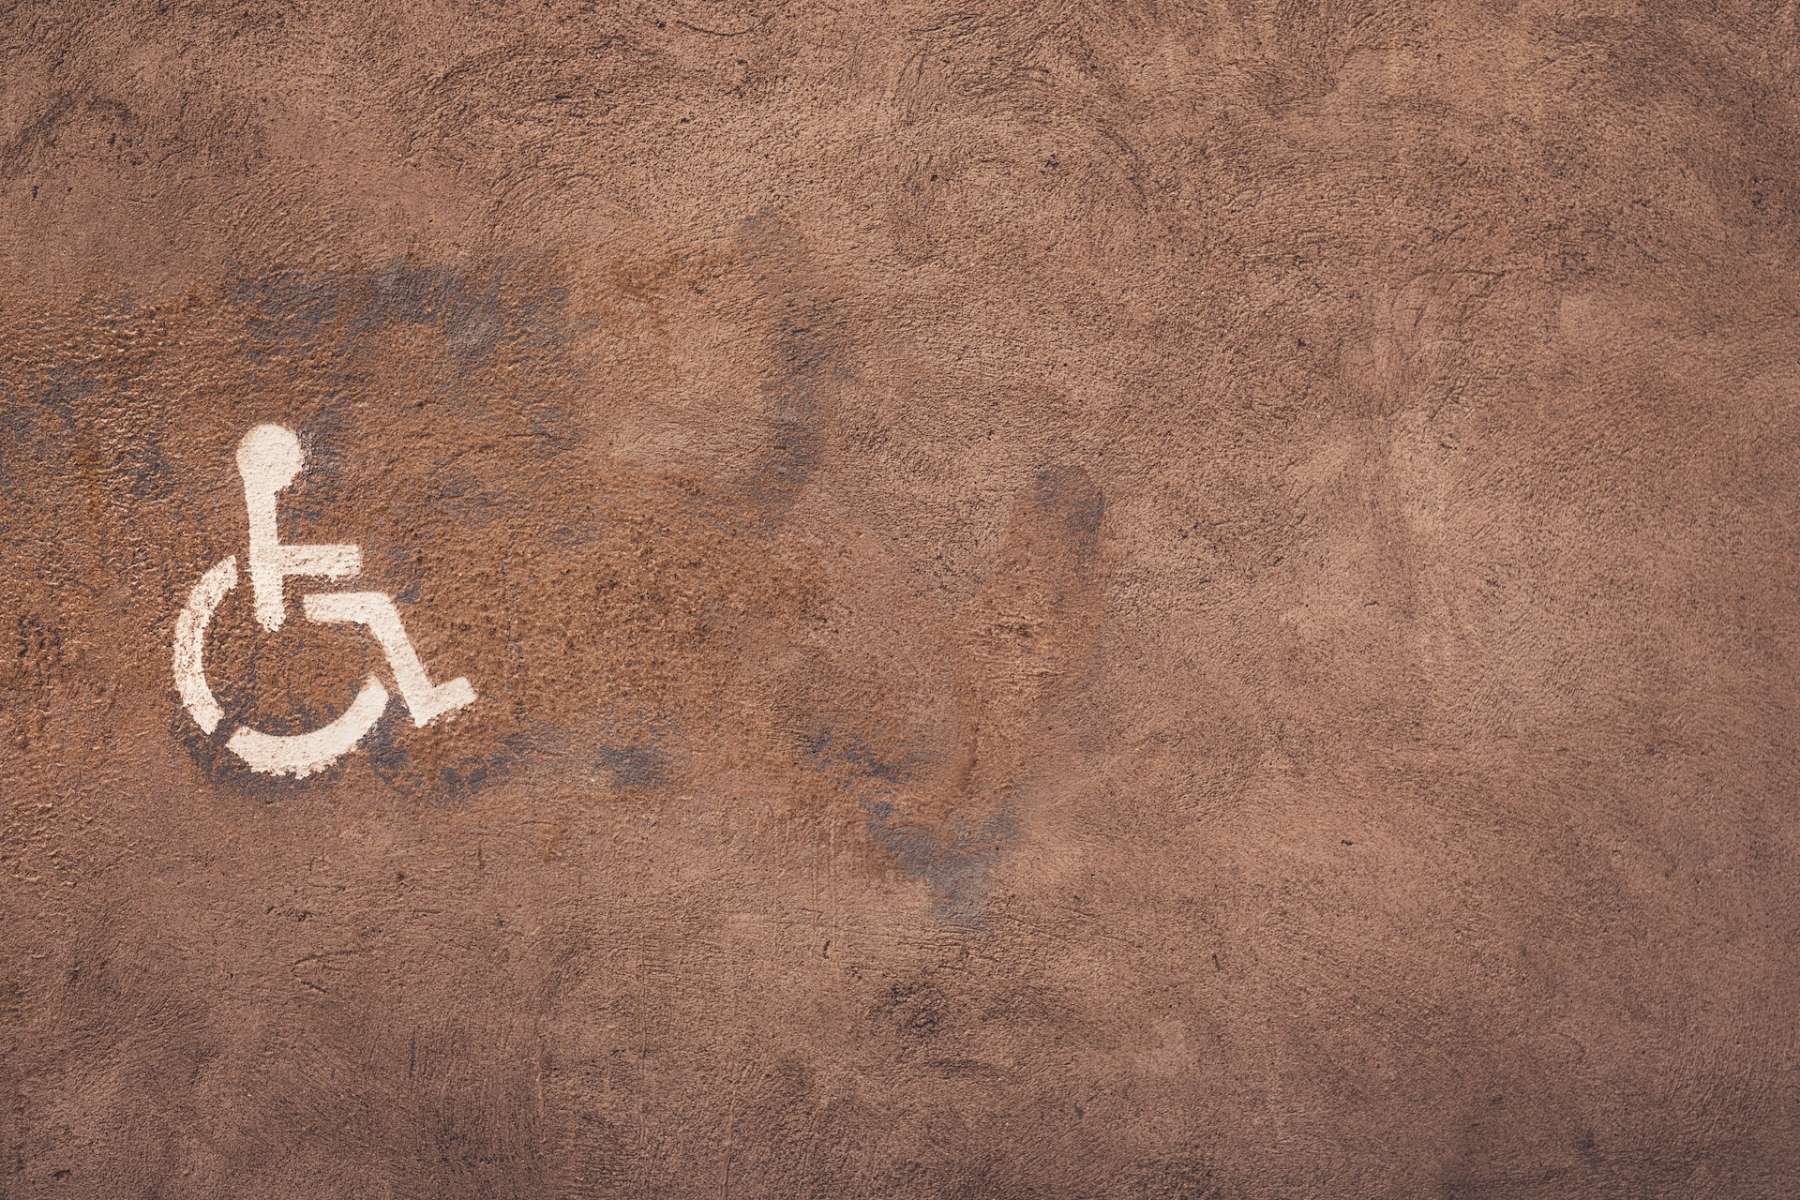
[173,424,476,778]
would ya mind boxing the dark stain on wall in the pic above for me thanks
[595,743,668,791]
[736,214,847,523]
[863,797,1017,923]
[233,262,509,364]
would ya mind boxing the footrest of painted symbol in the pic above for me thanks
[301,591,476,727]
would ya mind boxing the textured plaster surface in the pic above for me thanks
[4,2,1800,1197]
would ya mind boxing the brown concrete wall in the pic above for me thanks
[4,2,1800,1196]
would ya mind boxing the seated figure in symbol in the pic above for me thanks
[237,424,474,727]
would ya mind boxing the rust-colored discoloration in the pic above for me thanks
[5,2,1800,1196]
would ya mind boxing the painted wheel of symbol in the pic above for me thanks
[173,556,390,778]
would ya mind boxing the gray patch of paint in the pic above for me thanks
[0,93,130,177]
[230,260,570,370]
[1,365,89,486]
[804,729,913,784]
[380,545,423,605]
[35,365,96,427]
[0,409,32,491]
[1034,463,1106,544]
[862,798,1016,923]
[805,727,1012,921]
[596,744,669,790]
[525,400,583,455]
[736,214,849,519]
[116,432,172,500]
[871,979,949,1040]
[354,261,503,361]
[0,93,78,175]
[366,720,573,809]
[234,270,336,344]
[428,464,504,527]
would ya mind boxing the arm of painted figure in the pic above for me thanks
[235,423,361,632]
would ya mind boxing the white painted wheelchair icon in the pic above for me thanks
[173,424,475,778]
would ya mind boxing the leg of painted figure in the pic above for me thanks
[302,591,475,726]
